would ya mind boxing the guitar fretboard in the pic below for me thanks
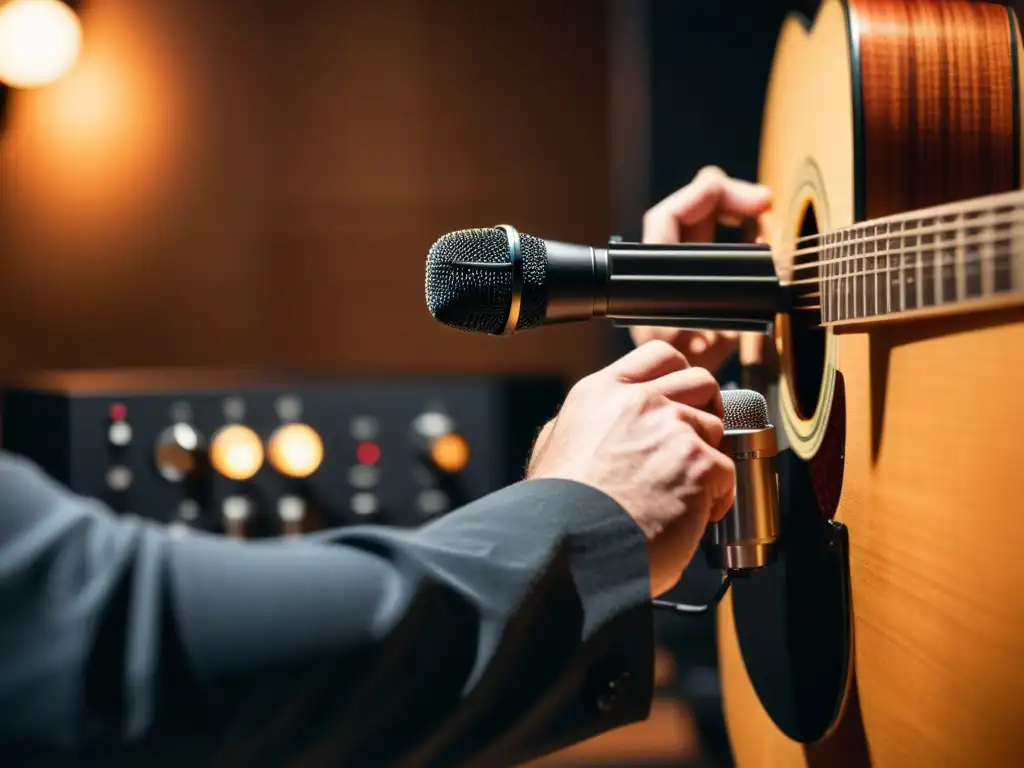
[814,192,1024,325]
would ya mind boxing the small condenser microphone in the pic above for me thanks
[652,388,781,616]
[703,388,780,571]
[424,224,783,336]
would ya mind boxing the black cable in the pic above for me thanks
[652,571,735,615]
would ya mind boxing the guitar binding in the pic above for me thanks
[733,194,853,744]
[730,365,852,745]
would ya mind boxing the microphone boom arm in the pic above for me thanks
[599,240,781,332]
[538,234,784,334]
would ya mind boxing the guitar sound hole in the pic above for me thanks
[790,204,827,419]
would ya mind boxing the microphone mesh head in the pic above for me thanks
[425,226,548,334]
[721,388,771,431]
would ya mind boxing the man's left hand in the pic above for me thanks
[630,166,772,372]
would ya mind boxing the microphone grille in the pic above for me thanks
[721,388,771,431]
[425,226,548,334]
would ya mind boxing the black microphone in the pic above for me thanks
[424,224,783,336]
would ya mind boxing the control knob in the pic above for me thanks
[412,411,470,475]
[267,423,324,535]
[411,410,469,518]
[154,423,205,483]
[208,425,264,539]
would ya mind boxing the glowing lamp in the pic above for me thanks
[429,433,470,474]
[210,425,265,482]
[268,423,324,479]
[0,0,82,88]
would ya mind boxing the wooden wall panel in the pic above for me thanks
[0,0,274,371]
[0,0,610,382]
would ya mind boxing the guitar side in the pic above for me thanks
[719,2,1024,766]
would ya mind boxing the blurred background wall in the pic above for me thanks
[0,0,611,380]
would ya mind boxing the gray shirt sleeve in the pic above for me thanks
[0,452,654,767]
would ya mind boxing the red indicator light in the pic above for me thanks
[109,403,128,421]
[356,441,381,465]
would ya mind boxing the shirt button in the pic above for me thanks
[593,670,631,712]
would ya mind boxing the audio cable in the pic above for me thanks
[652,571,738,615]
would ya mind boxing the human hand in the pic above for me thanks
[631,166,773,371]
[526,341,736,596]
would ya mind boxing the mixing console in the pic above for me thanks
[0,369,565,538]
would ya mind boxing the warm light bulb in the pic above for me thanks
[430,433,470,474]
[268,423,324,479]
[0,0,82,88]
[209,425,264,482]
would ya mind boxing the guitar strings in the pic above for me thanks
[786,233,1015,287]
[783,221,1023,276]
[784,215,1017,249]
[719,192,1024,315]
[784,248,1012,314]
[778,190,1024,251]
[780,227,1020,315]
[783,245,1015,317]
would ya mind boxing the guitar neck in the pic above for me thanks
[814,189,1024,327]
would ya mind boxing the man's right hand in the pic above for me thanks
[527,341,736,597]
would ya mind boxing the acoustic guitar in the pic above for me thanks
[718,0,1024,765]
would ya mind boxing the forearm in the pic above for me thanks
[0,455,654,767]
[335,479,656,766]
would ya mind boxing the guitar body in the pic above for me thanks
[719,1,1024,765]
